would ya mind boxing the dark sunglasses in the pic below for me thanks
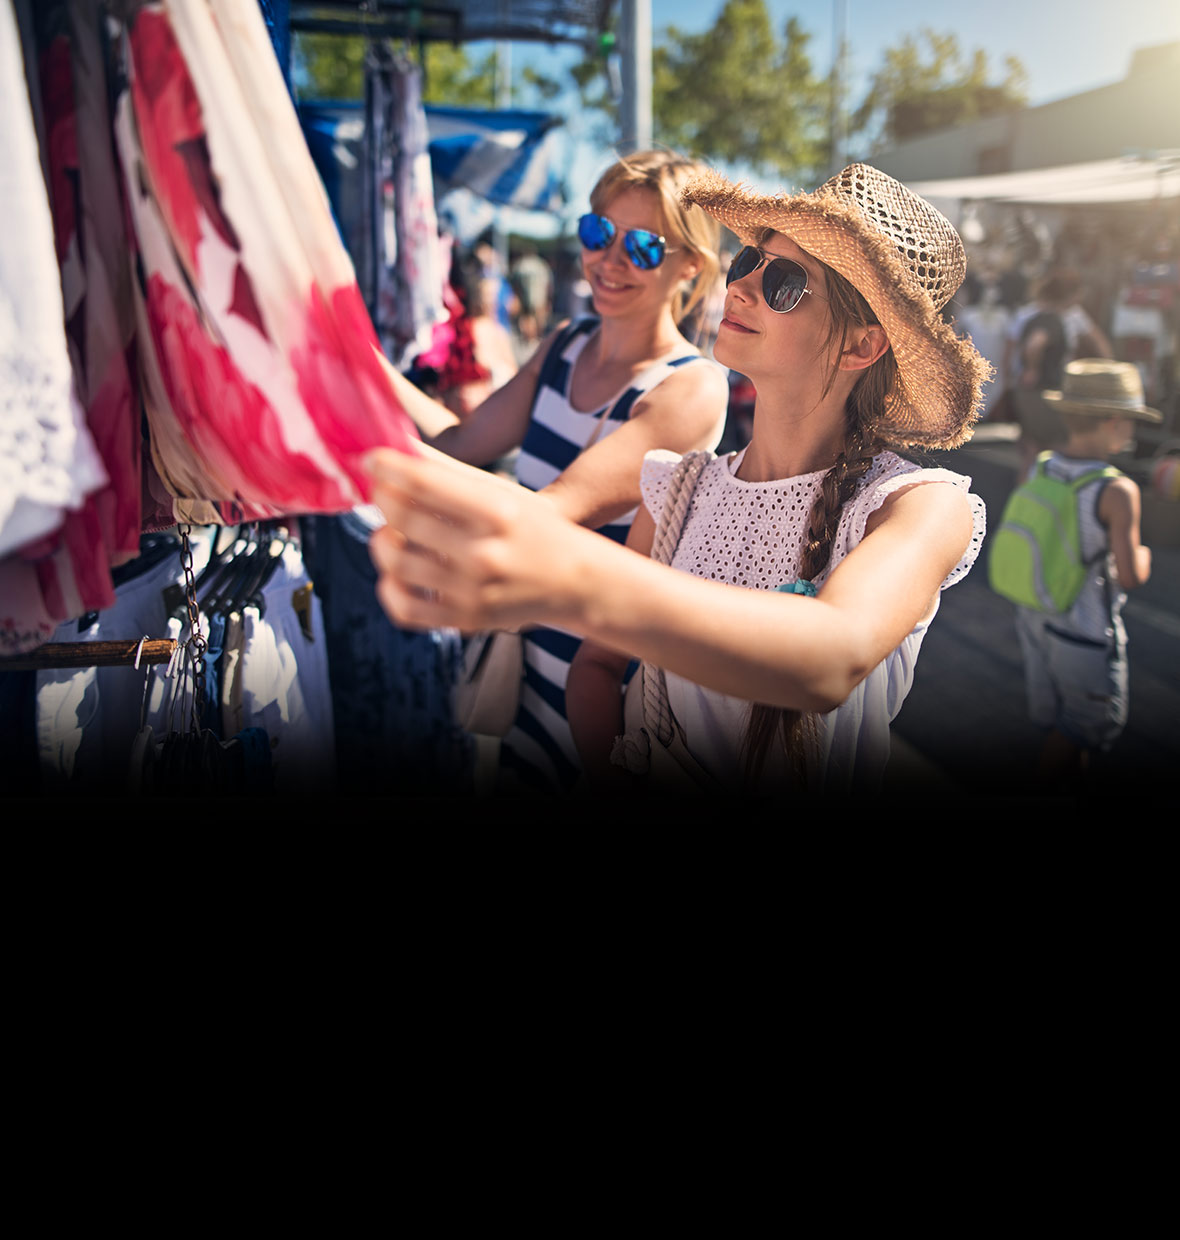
[578,212,679,271]
[726,245,820,313]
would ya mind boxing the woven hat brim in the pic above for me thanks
[682,170,993,450]
[1042,391,1163,424]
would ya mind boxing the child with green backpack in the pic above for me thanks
[988,359,1159,786]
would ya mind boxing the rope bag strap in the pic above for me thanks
[641,451,710,746]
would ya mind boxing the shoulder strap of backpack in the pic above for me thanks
[1067,464,1123,492]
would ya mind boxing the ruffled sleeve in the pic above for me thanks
[639,448,685,524]
[831,457,987,590]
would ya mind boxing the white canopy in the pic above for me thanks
[907,156,1180,206]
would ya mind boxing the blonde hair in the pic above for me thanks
[589,149,720,325]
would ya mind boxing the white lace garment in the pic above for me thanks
[0,0,106,561]
[640,447,986,792]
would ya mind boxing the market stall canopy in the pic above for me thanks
[427,106,563,210]
[289,0,615,45]
[907,155,1180,206]
[299,101,563,212]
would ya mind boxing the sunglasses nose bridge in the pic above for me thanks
[727,250,766,293]
[594,225,628,262]
[728,249,763,283]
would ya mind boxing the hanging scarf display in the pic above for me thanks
[366,42,448,368]
[114,0,418,526]
[0,0,115,656]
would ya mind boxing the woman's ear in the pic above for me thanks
[675,247,703,285]
[840,325,890,372]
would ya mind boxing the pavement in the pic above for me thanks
[882,421,1180,804]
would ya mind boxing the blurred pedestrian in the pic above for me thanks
[991,359,1159,790]
[435,248,518,423]
[1006,267,1113,471]
[955,263,1012,420]
[509,243,554,349]
[474,233,518,332]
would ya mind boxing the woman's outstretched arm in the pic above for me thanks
[364,446,973,713]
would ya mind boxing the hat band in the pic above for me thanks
[1048,391,1149,412]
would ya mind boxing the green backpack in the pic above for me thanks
[988,453,1120,613]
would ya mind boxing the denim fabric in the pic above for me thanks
[300,511,473,795]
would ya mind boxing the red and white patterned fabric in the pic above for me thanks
[3,0,418,655]
[116,0,417,524]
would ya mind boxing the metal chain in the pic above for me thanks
[178,523,207,731]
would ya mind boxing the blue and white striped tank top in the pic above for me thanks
[499,317,722,793]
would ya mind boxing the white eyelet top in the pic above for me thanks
[639,447,987,792]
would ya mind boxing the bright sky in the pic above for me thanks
[493,0,1180,235]
[650,0,1180,107]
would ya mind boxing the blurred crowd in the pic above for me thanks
[949,210,1179,455]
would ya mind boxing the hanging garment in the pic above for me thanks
[29,526,336,797]
[0,0,111,654]
[367,44,448,368]
[112,0,417,526]
[0,0,104,559]
[49,2,143,566]
[33,531,214,793]
[300,508,472,795]
[234,537,336,796]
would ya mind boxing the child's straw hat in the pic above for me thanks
[681,164,993,449]
[1043,358,1162,423]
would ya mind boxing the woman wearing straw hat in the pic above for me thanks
[365,164,993,795]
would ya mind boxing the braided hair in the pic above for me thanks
[741,259,899,787]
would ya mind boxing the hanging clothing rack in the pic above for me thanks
[0,639,178,672]
[287,1,614,47]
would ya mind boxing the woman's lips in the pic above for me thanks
[592,271,633,293]
[720,316,755,333]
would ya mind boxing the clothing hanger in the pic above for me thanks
[233,527,290,616]
[198,525,263,615]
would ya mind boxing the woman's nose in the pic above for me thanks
[597,232,628,263]
[727,268,759,301]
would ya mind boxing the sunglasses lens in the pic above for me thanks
[578,213,614,251]
[624,229,666,270]
[763,259,809,312]
[726,246,762,286]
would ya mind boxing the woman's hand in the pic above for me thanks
[364,444,595,634]
[363,448,977,716]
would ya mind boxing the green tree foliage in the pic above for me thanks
[852,29,1028,149]
[651,0,828,181]
[568,32,622,145]
[569,0,828,179]
[294,34,559,107]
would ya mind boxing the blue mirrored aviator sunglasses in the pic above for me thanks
[726,245,819,313]
[578,212,678,271]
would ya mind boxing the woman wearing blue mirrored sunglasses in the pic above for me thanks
[378,150,730,795]
[577,211,678,271]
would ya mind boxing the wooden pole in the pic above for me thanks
[0,639,178,672]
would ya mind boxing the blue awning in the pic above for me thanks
[298,100,564,213]
[426,105,564,211]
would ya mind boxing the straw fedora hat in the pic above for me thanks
[1042,358,1162,423]
[681,164,993,449]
